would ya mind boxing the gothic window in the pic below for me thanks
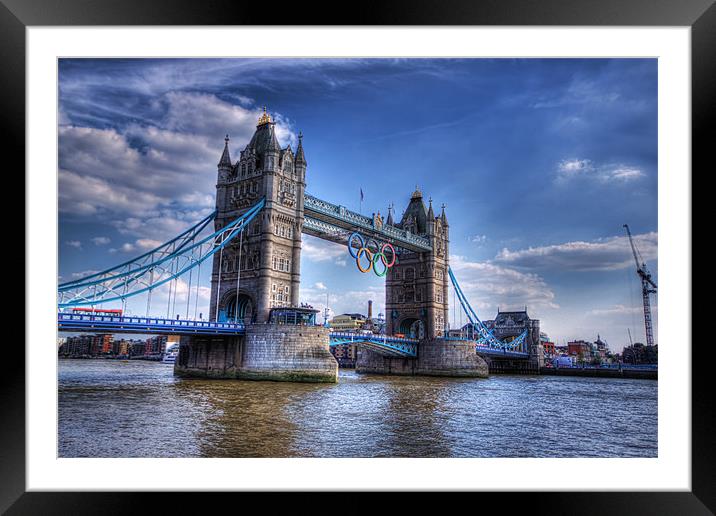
[394,269,401,280]
[436,269,444,280]
[241,164,246,177]
[272,255,291,273]
[406,289,415,303]
[416,289,423,302]
[405,268,415,281]
[436,291,444,304]
[274,222,294,240]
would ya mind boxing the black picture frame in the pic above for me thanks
[3,0,711,511]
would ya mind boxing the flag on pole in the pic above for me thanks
[360,188,364,201]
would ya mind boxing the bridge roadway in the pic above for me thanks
[303,193,432,253]
[58,313,529,359]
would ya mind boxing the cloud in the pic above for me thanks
[470,234,487,246]
[556,158,645,184]
[450,255,558,313]
[494,231,657,272]
[314,282,327,290]
[302,235,348,266]
[91,236,111,246]
[65,240,82,249]
[588,304,651,317]
[58,91,296,244]
[609,167,645,181]
[71,269,99,279]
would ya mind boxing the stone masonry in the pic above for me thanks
[356,339,488,378]
[175,323,338,383]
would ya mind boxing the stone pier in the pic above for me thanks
[356,338,488,378]
[175,323,338,383]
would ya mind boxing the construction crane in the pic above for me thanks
[623,224,657,347]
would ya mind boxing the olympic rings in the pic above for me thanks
[380,243,396,267]
[372,252,388,277]
[365,238,380,253]
[356,247,374,273]
[348,232,364,259]
[348,232,398,276]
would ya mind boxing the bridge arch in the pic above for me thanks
[220,290,255,323]
[398,317,425,340]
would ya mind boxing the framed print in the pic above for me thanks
[4,0,713,511]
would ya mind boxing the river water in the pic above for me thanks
[58,359,657,458]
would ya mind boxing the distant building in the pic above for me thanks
[129,340,146,356]
[622,342,658,364]
[145,335,168,356]
[540,332,556,357]
[554,344,569,355]
[567,340,591,361]
[329,313,366,331]
[59,334,112,357]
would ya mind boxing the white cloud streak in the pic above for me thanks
[495,231,657,272]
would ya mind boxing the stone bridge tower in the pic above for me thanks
[209,108,306,323]
[385,188,450,340]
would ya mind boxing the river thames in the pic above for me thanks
[58,359,657,458]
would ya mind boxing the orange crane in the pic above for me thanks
[623,224,657,347]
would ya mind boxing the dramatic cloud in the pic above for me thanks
[450,255,558,312]
[494,232,657,272]
[59,91,296,243]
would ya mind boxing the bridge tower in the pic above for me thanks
[209,108,306,323]
[385,188,450,340]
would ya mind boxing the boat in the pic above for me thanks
[162,347,179,364]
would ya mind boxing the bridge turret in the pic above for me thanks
[211,108,306,324]
[215,135,234,213]
[426,197,435,236]
[218,134,232,170]
[295,132,306,180]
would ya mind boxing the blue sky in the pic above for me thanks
[58,58,658,351]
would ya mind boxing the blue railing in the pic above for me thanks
[329,332,419,357]
[303,193,432,251]
[57,312,246,336]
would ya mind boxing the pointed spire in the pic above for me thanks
[386,203,394,225]
[267,124,280,153]
[295,131,306,165]
[218,134,231,167]
[441,202,448,224]
[427,197,435,218]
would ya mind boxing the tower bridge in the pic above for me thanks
[58,108,543,382]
